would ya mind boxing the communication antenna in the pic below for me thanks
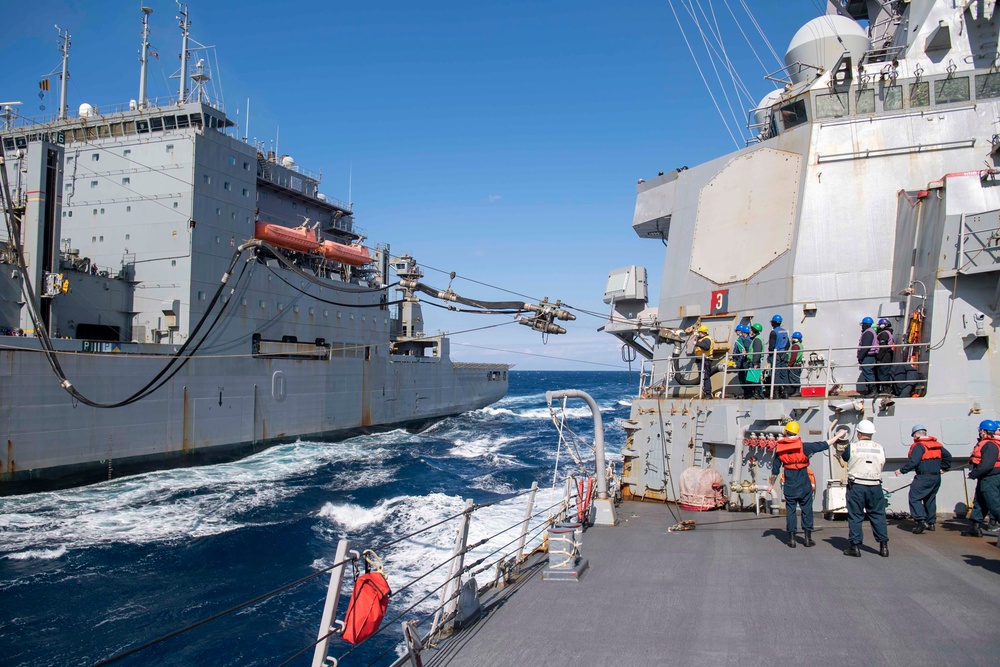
[55,26,71,120]
[138,6,154,109]
[176,3,190,102]
[0,102,23,130]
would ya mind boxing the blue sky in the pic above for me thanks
[2,1,822,370]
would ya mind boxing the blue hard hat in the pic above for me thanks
[771,314,783,324]
[980,419,999,433]
[861,316,874,326]
[791,331,802,340]
[736,323,749,334]
[911,424,927,435]
[878,318,891,327]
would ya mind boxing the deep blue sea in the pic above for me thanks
[0,371,636,667]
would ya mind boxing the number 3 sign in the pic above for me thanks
[710,289,729,315]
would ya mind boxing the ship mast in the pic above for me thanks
[177,3,190,103]
[138,6,154,109]
[55,26,71,120]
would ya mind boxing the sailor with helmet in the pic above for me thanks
[841,419,889,557]
[767,421,846,548]
[693,324,713,399]
[787,331,804,397]
[965,420,1000,538]
[856,317,878,396]
[747,323,765,399]
[874,318,895,394]
[895,424,952,534]
[732,323,753,399]
[767,314,790,398]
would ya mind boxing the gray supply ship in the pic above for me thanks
[601,0,1000,519]
[0,6,571,494]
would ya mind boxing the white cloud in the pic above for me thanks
[487,194,502,204]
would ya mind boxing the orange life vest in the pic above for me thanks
[970,437,1000,468]
[776,436,809,470]
[908,436,943,461]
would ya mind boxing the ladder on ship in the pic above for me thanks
[692,409,707,468]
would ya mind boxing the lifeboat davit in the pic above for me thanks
[254,221,371,266]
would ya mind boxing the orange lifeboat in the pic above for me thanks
[254,221,321,253]
[320,240,371,267]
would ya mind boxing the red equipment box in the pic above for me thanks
[800,386,827,397]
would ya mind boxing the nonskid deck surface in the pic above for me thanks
[424,501,1000,667]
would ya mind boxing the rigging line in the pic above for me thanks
[704,0,759,106]
[739,0,784,67]
[722,0,779,84]
[681,0,744,140]
[667,0,741,149]
[89,551,360,667]
[452,341,628,369]
[265,262,405,308]
[420,262,542,303]
[418,298,524,315]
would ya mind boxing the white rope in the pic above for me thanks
[739,0,784,68]
[685,0,749,141]
[667,0,741,149]
[722,0,781,85]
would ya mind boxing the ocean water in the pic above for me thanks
[0,370,636,667]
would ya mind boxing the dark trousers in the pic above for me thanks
[908,474,941,524]
[773,354,789,397]
[700,356,712,398]
[847,482,888,545]
[874,361,893,394]
[788,366,802,395]
[784,490,814,533]
[971,474,1000,524]
[857,355,877,395]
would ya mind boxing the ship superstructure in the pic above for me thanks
[0,7,570,493]
[604,0,1000,515]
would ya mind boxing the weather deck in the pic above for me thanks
[423,500,1000,667]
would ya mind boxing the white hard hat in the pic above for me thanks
[856,419,876,435]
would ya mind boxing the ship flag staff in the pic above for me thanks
[767,422,847,548]
[894,424,951,534]
[840,420,889,558]
[964,420,1000,538]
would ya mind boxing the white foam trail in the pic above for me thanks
[315,486,567,619]
[3,546,67,561]
[0,439,396,554]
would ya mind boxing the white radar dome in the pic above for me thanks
[785,15,870,85]
[752,89,784,129]
[78,103,95,117]
[280,155,296,169]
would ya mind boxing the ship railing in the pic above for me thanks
[302,478,591,667]
[645,343,932,401]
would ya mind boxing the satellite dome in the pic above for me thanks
[280,155,296,169]
[78,103,95,117]
[752,89,784,129]
[785,16,870,85]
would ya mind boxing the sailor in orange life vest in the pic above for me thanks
[894,424,952,534]
[841,420,889,557]
[767,421,847,548]
[965,420,1000,538]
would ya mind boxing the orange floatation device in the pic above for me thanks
[341,550,391,645]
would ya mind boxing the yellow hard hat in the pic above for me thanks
[698,324,709,333]
[784,421,800,435]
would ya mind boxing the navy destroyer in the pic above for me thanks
[603,0,1000,520]
[0,6,571,493]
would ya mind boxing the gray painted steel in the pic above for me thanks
[425,501,1000,667]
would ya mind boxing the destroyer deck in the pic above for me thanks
[425,501,1000,667]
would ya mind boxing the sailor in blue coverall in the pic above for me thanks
[767,423,846,548]
[895,424,951,533]
[841,420,889,557]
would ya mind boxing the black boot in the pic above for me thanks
[787,532,797,548]
[912,521,927,535]
[843,543,862,557]
[879,541,889,558]
[963,523,983,537]
[803,531,815,547]
[926,522,936,532]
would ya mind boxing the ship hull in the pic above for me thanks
[0,340,507,493]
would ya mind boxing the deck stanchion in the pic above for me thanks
[431,499,473,638]
[312,539,352,667]
[517,481,539,566]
